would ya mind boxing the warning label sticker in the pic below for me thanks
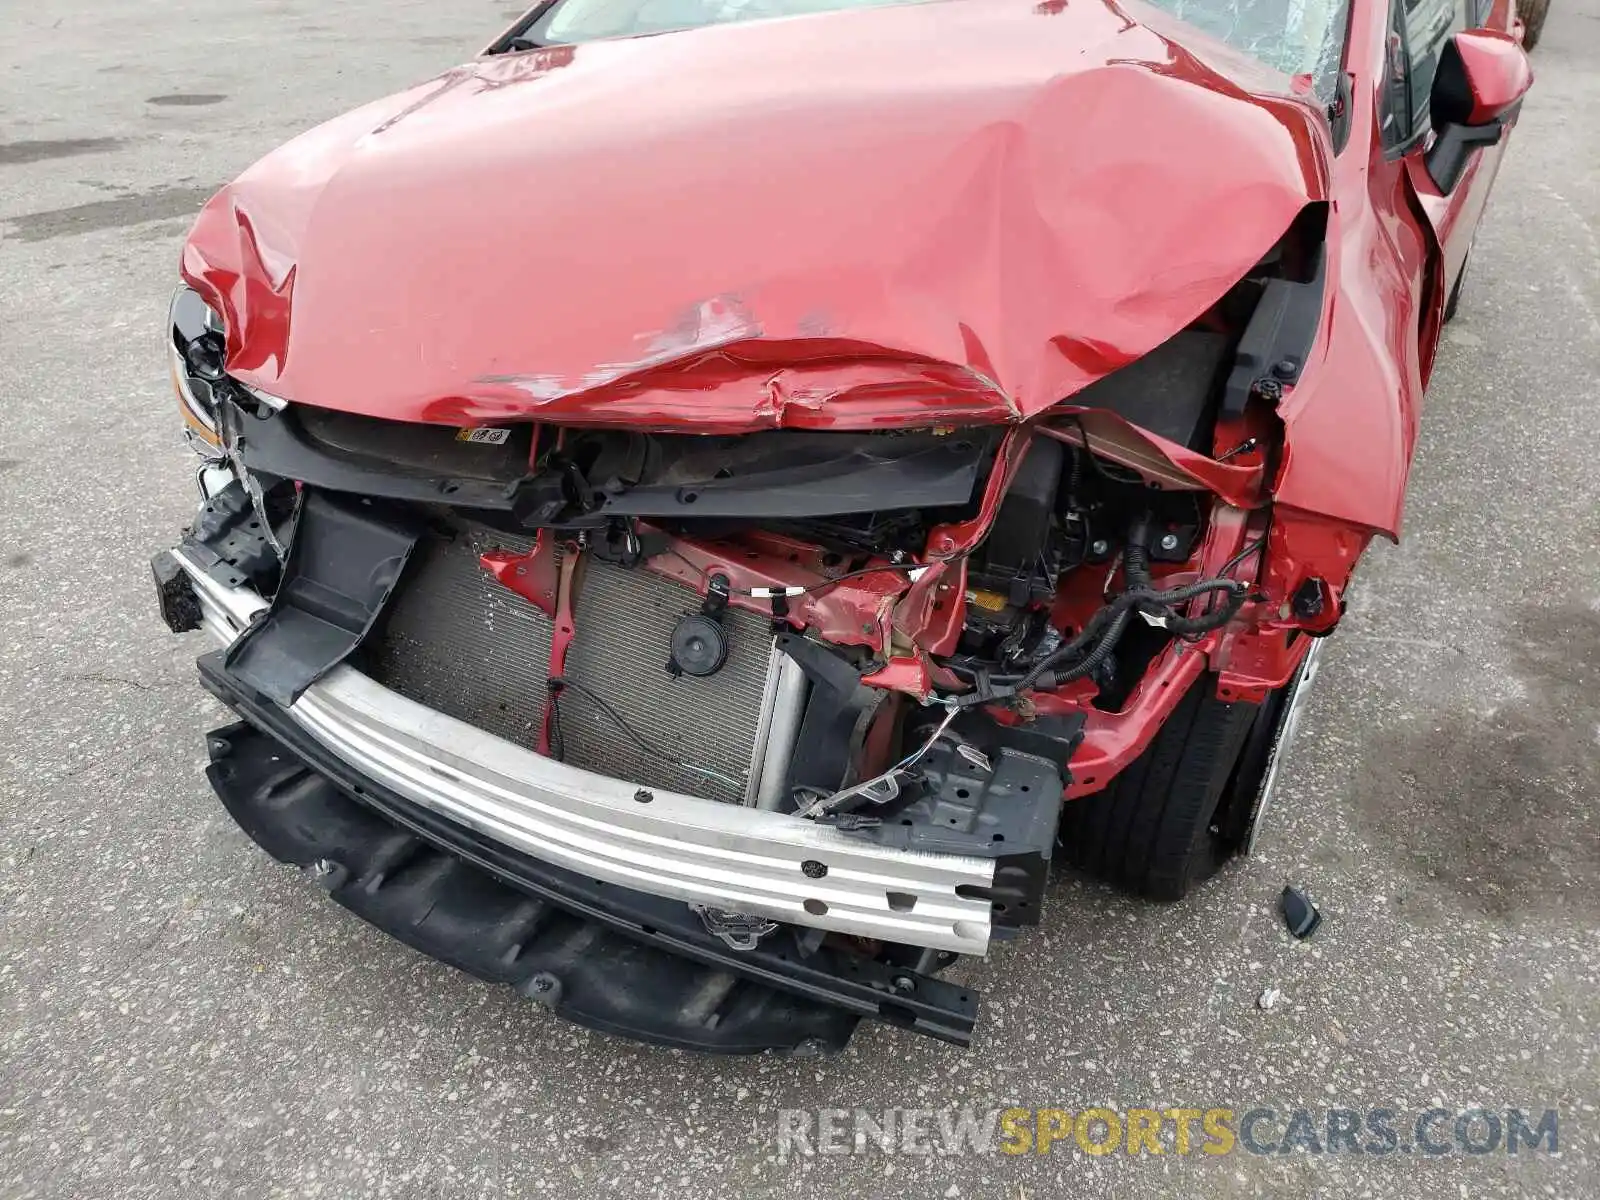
[456,427,512,445]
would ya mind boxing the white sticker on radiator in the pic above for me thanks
[456,427,512,444]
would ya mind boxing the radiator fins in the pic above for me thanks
[365,523,774,803]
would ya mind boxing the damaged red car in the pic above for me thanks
[152,0,1533,1051]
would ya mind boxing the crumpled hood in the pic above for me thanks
[183,0,1331,431]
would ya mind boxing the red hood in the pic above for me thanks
[182,0,1331,431]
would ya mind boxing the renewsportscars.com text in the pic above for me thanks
[775,1106,1559,1160]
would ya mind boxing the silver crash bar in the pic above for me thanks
[174,550,995,954]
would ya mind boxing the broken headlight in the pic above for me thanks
[168,285,228,455]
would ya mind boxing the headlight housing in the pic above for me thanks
[168,285,228,455]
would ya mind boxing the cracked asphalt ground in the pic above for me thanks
[2,1,1597,1196]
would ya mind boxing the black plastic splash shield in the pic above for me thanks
[224,490,419,706]
[198,653,981,1051]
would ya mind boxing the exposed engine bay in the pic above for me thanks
[493,418,1245,720]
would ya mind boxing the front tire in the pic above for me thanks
[1059,675,1257,901]
[1060,642,1326,901]
[1521,0,1550,51]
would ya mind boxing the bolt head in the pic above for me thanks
[1158,533,1180,552]
[1089,539,1110,557]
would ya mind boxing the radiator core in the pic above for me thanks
[365,523,779,803]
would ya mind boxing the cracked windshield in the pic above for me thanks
[1142,0,1351,88]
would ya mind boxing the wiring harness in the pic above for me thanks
[941,512,1250,709]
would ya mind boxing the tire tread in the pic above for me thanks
[1061,676,1257,901]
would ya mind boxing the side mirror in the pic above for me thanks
[1426,29,1533,194]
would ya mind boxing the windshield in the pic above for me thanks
[535,0,932,43]
[527,0,1351,99]
[1140,0,1351,95]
